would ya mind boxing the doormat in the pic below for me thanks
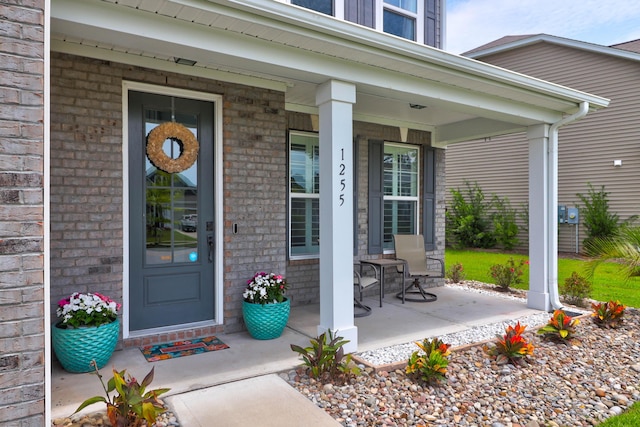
[140,336,229,362]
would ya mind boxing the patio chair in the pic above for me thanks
[393,234,444,303]
[353,262,380,317]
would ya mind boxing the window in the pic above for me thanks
[368,140,435,254]
[383,0,418,40]
[383,144,419,249]
[289,132,320,257]
[291,0,333,15]
[284,0,438,47]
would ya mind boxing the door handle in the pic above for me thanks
[207,235,214,263]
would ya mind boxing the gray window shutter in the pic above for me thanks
[344,0,375,28]
[424,0,438,48]
[353,138,358,255]
[423,147,436,250]
[368,140,384,254]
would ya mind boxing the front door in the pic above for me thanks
[128,91,215,331]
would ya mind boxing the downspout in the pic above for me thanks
[548,101,589,309]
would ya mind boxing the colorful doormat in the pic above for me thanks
[140,336,229,362]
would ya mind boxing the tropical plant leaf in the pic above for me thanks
[72,396,107,414]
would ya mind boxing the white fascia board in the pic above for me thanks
[51,39,288,93]
[467,34,640,64]
[435,118,526,146]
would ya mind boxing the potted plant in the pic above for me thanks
[52,292,121,373]
[242,272,290,340]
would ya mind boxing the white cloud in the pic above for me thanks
[446,0,640,54]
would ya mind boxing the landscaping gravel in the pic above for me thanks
[284,283,640,426]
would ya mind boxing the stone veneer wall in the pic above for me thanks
[0,0,47,424]
[49,52,287,340]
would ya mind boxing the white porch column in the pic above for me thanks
[316,80,357,353]
[527,124,551,311]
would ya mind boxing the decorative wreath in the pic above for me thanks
[146,122,199,174]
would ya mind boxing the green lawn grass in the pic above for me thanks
[596,401,640,426]
[445,249,640,308]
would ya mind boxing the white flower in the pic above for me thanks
[56,292,120,327]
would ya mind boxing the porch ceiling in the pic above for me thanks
[50,0,609,145]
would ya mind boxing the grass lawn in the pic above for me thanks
[596,401,640,426]
[445,249,640,308]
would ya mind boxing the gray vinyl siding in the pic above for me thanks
[446,42,640,253]
[445,135,530,250]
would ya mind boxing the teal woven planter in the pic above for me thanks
[242,298,290,340]
[52,318,119,373]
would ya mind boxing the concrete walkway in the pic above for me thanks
[167,374,341,426]
[52,286,540,425]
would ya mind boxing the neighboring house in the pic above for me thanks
[2,2,608,424]
[446,34,640,253]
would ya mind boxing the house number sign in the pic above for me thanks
[338,147,347,207]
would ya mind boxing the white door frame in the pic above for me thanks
[121,81,224,338]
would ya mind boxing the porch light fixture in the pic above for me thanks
[174,57,197,66]
[409,103,426,109]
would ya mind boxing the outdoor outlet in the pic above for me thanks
[614,160,622,167]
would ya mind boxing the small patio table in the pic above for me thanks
[359,258,406,307]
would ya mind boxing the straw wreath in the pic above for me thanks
[146,122,199,174]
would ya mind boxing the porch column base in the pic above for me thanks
[527,290,551,312]
[317,325,358,354]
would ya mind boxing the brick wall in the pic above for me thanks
[284,113,445,304]
[49,54,125,322]
[50,53,288,336]
[0,0,46,425]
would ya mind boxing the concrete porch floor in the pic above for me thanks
[51,286,542,424]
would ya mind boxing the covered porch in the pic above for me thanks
[51,285,542,420]
[48,0,609,356]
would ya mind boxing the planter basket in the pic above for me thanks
[52,318,120,373]
[242,298,290,340]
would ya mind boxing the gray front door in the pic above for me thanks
[128,91,215,331]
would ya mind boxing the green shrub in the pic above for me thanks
[489,257,528,290]
[560,271,592,307]
[491,196,520,250]
[446,262,465,283]
[446,181,495,249]
[290,330,360,382]
[577,183,620,248]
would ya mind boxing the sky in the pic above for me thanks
[445,0,640,54]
